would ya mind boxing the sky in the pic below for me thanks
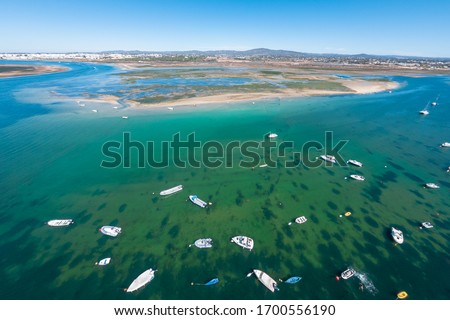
[1,0,449,58]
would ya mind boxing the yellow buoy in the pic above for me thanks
[344,212,352,217]
[397,291,408,299]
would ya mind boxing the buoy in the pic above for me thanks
[345,212,352,217]
[335,276,340,281]
[339,215,343,218]
[397,291,408,299]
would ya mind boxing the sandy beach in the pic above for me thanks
[0,64,68,78]
[126,77,399,108]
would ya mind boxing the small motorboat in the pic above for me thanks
[92,109,98,113]
[391,227,404,244]
[194,238,212,248]
[122,116,128,119]
[419,110,429,115]
[253,269,279,292]
[96,258,111,266]
[295,216,307,224]
[267,133,278,139]
[320,155,336,163]
[349,174,365,181]
[347,159,363,167]
[421,222,433,229]
[189,195,208,208]
[425,183,440,189]
[99,226,121,237]
[281,276,302,284]
[341,268,356,280]
[440,142,450,148]
[231,236,254,250]
[125,268,156,293]
[160,185,183,196]
[47,219,74,227]
[397,291,408,299]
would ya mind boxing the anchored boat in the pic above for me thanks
[320,155,336,163]
[189,195,208,208]
[253,269,279,292]
[194,238,213,248]
[391,227,404,244]
[160,185,183,196]
[125,268,156,293]
[347,159,363,167]
[349,174,365,181]
[99,226,121,237]
[96,258,111,266]
[231,236,254,250]
[47,219,74,227]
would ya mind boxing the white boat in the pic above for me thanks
[431,95,439,106]
[440,142,450,148]
[99,226,121,237]
[295,216,308,224]
[421,222,433,229]
[347,159,363,167]
[92,109,98,113]
[122,116,128,119]
[425,183,440,189]
[320,155,336,163]
[350,174,365,181]
[194,238,212,248]
[231,236,254,250]
[168,107,174,110]
[419,110,429,115]
[96,258,111,266]
[189,195,208,208]
[160,185,183,196]
[341,267,356,280]
[47,219,74,227]
[253,269,279,292]
[391,227,404,244]
[126,268,156,293]
[268,133,278,139]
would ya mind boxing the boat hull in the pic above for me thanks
[253,269,278,292]
[350,174,365,181]
[341,268,356,280]
[47,219,73,227]
[231,236,254,250]
[160,185,183,196]
[97,258,111,266]
[126,268,156,293]
[100,226,121,237]
[320,155,336,163]
[295,216,307,224]
[194,238,212,248]
[189,195,207,208]
[347,159,363,167]
[391,227,404,244]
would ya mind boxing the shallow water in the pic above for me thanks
[0,63,449,299]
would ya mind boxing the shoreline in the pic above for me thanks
[124,78,400,109]
[0,65,69,78]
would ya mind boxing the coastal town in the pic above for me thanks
[1,49,450,72]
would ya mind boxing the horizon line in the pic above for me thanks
[1,48,449,60]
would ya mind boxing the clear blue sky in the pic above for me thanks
[2,0,449,57]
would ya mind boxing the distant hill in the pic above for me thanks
[96,48,449,61]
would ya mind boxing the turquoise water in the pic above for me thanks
[0,63,449,299]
